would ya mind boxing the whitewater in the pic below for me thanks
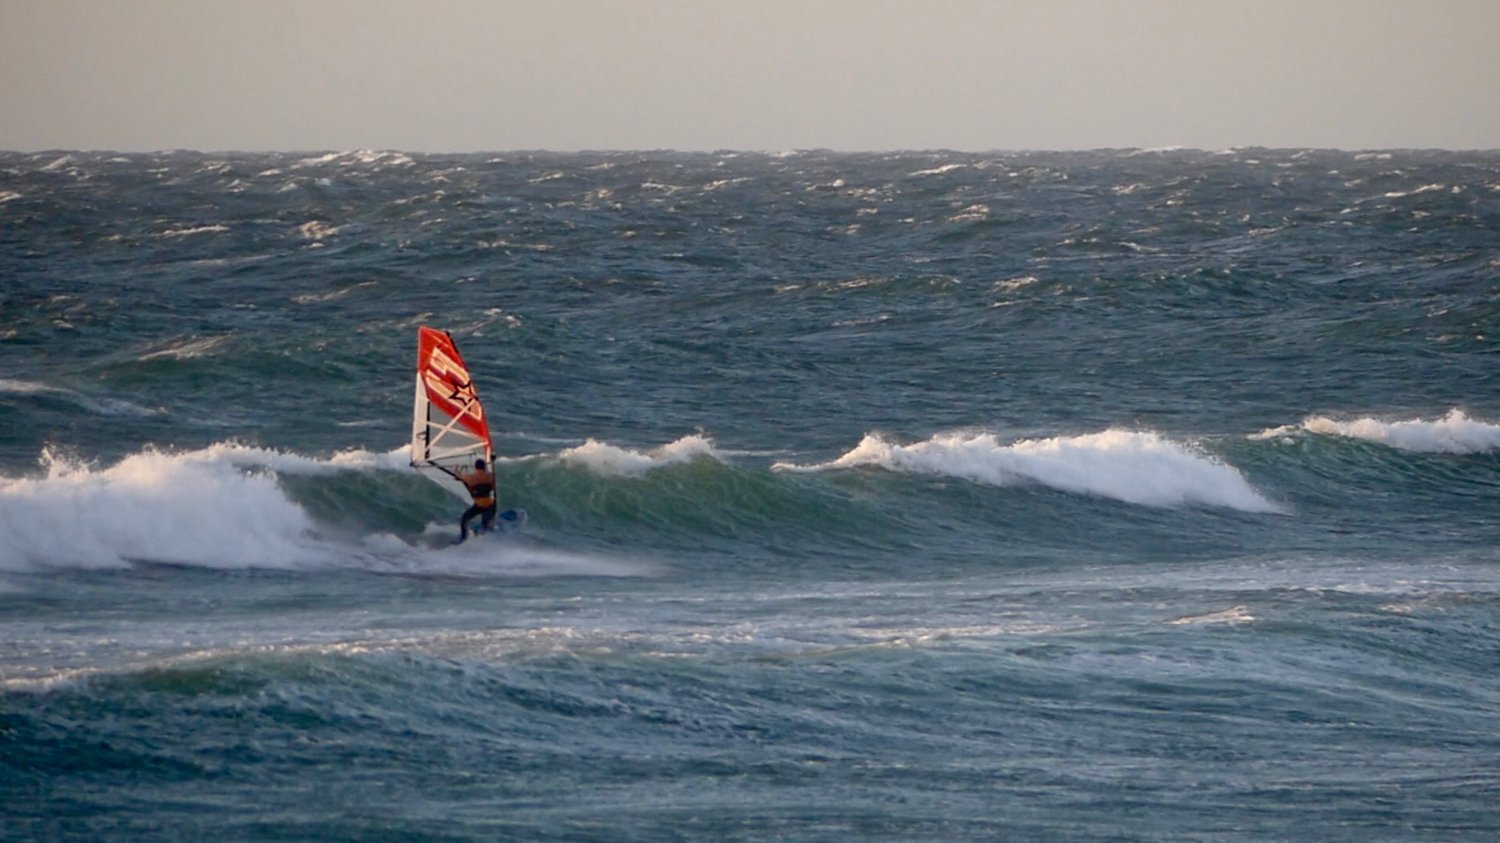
[2,148,1498,840]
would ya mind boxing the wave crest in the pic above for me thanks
[778,429,1281,512]
[0,442,644,576]
[0,446,332,572]
[556,434,719,476]
[1260,409,1500,454]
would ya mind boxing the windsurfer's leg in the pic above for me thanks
[481,505,497,532]
[459,503,481,539]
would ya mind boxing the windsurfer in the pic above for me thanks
[455,458,497,542]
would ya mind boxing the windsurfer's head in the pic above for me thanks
[475,459,486,470]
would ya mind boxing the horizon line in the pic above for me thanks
[6,144,1500,156]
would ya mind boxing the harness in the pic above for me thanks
[465,476,496,508]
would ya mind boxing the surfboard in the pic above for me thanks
[451,507,529,545]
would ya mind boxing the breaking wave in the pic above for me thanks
[777,429,1282,513]
[1256,409,1500,454]
[0,443,641,577]
[555,434,720,475]
[0,445,336,572]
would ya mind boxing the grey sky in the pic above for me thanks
[3,0,1497,151]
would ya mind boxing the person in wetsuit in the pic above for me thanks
[455,458,497,542]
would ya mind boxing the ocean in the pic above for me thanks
[2,148,1498,840]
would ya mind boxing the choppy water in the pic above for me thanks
[3,148,1499,840]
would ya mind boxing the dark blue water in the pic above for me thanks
[3,148,1499,840]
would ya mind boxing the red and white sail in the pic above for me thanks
[411,326,493,501]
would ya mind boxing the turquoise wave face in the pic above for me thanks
[3,423,1496,579]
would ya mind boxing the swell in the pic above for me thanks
[6,584,1499,838]
[6,414,1496,576]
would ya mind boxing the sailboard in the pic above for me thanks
[411,326,494,503]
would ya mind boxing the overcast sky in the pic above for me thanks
[3,0,1497,152]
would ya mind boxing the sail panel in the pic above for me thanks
[411,327,493,501]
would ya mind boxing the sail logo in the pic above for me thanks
[423,346,484,422]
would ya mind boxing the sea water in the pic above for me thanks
[2,149,1498,839]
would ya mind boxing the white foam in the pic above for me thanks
[778,429,1281,512]
[38,154,75,172]
[991,275,1038,292]
[0,444,416,573]
[350,150,413,167]
[138,334,234,361]
[375,535,657,579]
[947,204,990,223]
[154,224,229,239]
[702,177,752,192]
[208,441,411,474]
[1292,409,1500,454]
[1169,605,1255,626]
[1248,423,1300,443]
[0,448,316,572]
[557,434,718,476]
[909,163,967,177]
[0,378,57,397]
[294,152,342,168]
[296,220,340,241]
[640,180,685,195]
